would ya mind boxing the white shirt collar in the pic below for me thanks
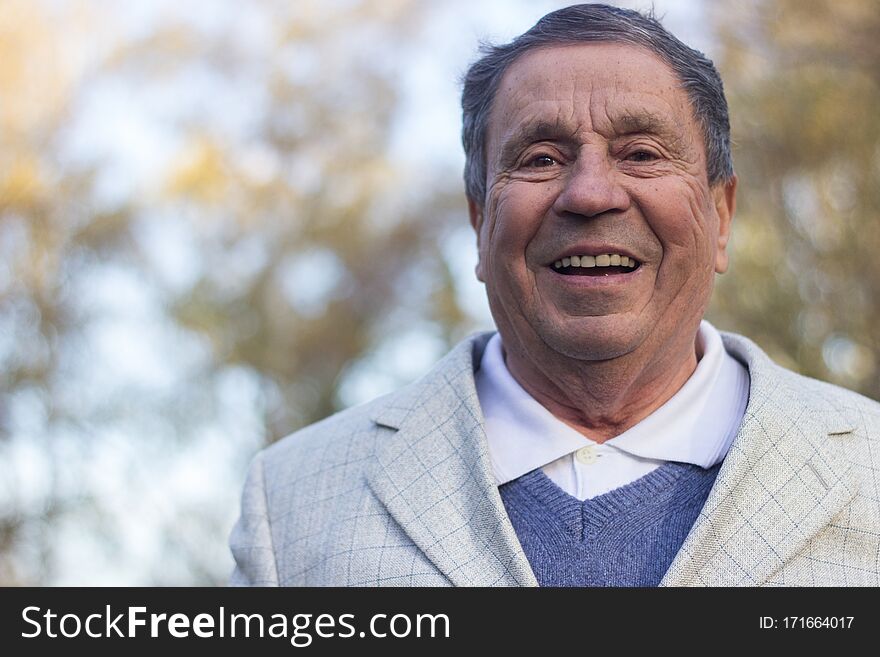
[475,320,750,485]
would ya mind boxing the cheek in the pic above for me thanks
[636,180,717,256]
[483,182,552,258]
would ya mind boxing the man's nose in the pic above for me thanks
[551,151,630,218]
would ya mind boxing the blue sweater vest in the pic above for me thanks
[498,461,721,586]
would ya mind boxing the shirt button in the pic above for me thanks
[575,445,599,465]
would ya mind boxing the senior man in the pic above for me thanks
[230,4,880,586]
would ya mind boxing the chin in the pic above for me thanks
[534,315,646,362]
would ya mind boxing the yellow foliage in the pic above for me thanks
[164,138,233,206]
[0,0,95,136]
[0,155,43,209]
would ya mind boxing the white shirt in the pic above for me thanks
[475,320,750,500]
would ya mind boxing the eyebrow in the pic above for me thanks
[497,120,574,166]
[613,110,677,138]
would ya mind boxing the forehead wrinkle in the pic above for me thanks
[587,87,681,136]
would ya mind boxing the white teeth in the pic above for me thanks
[553,253,638,269]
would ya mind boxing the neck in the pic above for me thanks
[502,327,701,443]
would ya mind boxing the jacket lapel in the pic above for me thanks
[660,332,857,586]
[365,333,538,587]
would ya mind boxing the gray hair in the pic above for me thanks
[461,3,734,205]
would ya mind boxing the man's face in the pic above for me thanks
[470,43,735,365]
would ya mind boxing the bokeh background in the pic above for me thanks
[1,0,877,585]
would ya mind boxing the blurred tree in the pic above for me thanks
[0,0,122,585]
[708,0,880,399]
[0,0,469,584]
[152,0,469,439]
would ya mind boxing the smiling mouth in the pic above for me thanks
[551,253,641,276]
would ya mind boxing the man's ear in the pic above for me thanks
[467,196,486,282]
[713,175,737,274]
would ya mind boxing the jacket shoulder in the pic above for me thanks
[259,393,391,480]
[254,331,493,484]
[810,377,880,433]
[722,330,880,437]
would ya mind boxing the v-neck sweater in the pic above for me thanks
[498,460,722,586]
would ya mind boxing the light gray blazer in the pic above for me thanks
[229,331,880,586]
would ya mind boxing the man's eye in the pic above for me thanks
[626,150,658,162]
[528,155,557,168]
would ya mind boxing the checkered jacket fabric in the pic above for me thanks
[229,331,880,586]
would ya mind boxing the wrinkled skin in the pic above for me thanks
[468,43,736,441]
